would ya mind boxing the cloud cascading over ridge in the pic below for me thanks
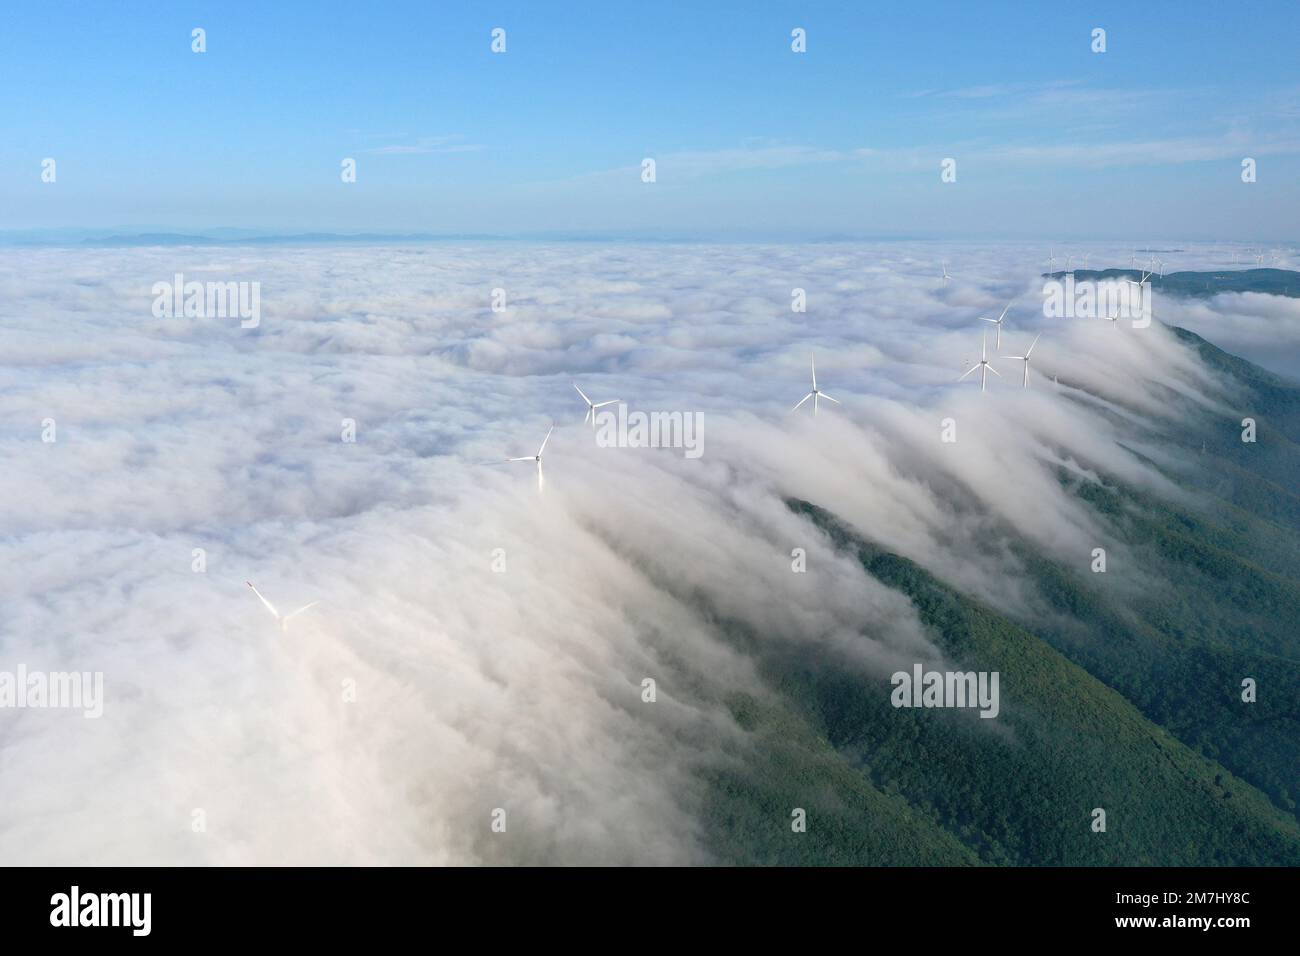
[0,240,1285,863]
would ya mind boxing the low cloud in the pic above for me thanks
[0,240,1284,862]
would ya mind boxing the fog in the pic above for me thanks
[0,240,1287,863]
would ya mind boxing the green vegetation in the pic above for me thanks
[1049,267,1300,299]
[694,324,1300,865]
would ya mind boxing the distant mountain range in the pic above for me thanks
[1046,267,1300,298]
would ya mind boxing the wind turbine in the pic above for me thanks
[1004,334,1041,388]
[791,355,840,416]
[506,424,554,491]
[1127,269,1152,288]
[1065,254,1074,275]
[941,261,952,286]
[958,330,1001,392]
[980,301,1012,349]
[1046,248,1058,272]
[1129,250,1139,267]
[247,582,319,634]
[572,382,619,428]
[1116,269,1153,327]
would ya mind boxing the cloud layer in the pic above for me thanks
[0,240,1287,863]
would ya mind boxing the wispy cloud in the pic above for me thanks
[364,135,484,156]
[656,144,850,175]
[904,82,1026,100]
[532,144,855,189]
[852,132,1300,170]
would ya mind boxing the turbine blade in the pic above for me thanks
[247,582,280,621]
[958,364,980,381]
[572,382,591,405]
[284,601,319,622]
[792,392,813,411]
[1026,333,1040,357]
[987,363,1001,377]
[592,399,620,408]
[821,393,841,405]
[537,424,554,457]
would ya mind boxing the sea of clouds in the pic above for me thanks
[0,239,1295,864]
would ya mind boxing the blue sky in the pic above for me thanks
[1,0,1297,239]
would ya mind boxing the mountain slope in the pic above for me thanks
[774,500,1300,865]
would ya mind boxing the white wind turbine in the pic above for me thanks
[791,354,840,416]
[1124,269,1153,304]
[572,382,619,428]
[1112,270,1152,327]
[1046,247,1058,272]
[1065,254,1074,275]
[1128,268,1152,286]
[941,261,952,285]
[247,582,319,633]
[1004,334,1041,388]
[959,330,1001,392]
[980,301,1012,349]
[506,424,554,491]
